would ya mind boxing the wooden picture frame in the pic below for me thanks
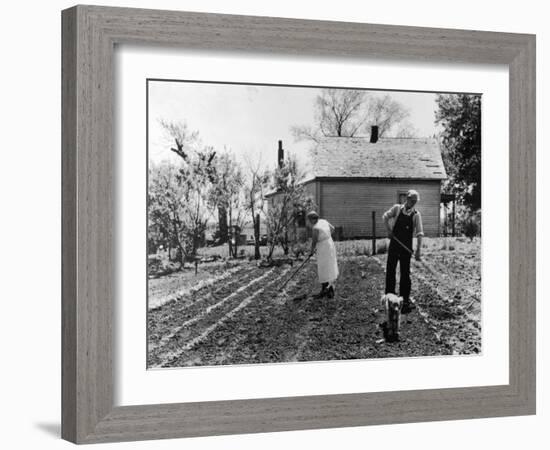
[62,5,536,444]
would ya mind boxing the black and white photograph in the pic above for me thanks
[146,80,482,369]
[1,0,544,447]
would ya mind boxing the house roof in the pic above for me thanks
[310,137,447,180]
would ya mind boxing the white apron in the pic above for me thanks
[314,219,339,283]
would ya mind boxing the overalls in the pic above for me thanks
[385,208,415,302]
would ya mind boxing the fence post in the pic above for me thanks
[444,204,448,237]
[372,211,376,255]
[452,200,456,237]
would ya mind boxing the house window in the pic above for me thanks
[397,191,408,204]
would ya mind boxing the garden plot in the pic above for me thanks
[374,237,481,355]
[147,244,479,367]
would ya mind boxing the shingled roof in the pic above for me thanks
[309,137,447,180]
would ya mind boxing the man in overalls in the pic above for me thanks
[382,190,424,314]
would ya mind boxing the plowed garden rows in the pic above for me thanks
[163,256,449,368]
[149,263,256,313]
[148,265,266,348]
[413,279,481,355]
[148,266,291,367]
[417,255,479,306]
[415,250,481,354]
[148,268,275,358]
[376,250,481,355]
[295,257,450,362]
[431,252,480,288]
[148,263,244,310]
[165,262,318,367]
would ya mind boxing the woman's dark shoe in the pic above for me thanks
[313,283,328,299]
[326,285,335,299]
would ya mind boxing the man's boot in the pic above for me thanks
[402,298,416,314]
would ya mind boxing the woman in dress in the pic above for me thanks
[307,211,339,299]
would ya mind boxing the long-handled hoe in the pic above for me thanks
[277,254,313,301]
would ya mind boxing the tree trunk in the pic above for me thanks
[267,236,276,261]
[218,206,228,244]
[267,218,281,261]
[228,209,233,258]
[192,230,198,256]
[283,230,289,255]
[234,227,239,258]
[176,243,186,270]
[254,213,261,260]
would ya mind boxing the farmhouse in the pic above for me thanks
[267,130,447,239]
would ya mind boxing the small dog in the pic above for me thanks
[380,293,404,342]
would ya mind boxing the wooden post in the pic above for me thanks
[254,213,261,260]
[233,226,239,258]
[444,204,447,237]
[372,211,376,255]
[452,200,456,237]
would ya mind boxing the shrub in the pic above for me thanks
[148,255,162,274]
[463,219,479,241]
[292,242,307,258]
[456,207,481,240]
[147,255,180,278]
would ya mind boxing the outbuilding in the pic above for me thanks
[267,132,447,239]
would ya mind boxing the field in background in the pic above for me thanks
[190,236,475,259]
[147,237,481,367]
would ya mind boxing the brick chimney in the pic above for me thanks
[278,140,284,168]
[370,125,379,143]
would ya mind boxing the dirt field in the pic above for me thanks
[147,237,481,368]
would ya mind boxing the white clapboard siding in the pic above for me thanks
[319,179,441,237]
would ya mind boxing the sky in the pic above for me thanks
[148,80,439,171]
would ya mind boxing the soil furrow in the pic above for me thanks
[147,266,266,345]
[148,268,275,355]
[164,265,313,367]
[148,237,481,367]
[150,267,291,367]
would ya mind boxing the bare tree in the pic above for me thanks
[208,151,244,257]
[159,119,216,256]
[365,94,410,138]
[148,161,203,269]
[292,89,368,141]
[158,119,199,160]
[393,120,419,138]
[227,187,247,258]
[290,125,322,144]
[243,154,270,259]
[265,154,315,260]
[291,89,410,143]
